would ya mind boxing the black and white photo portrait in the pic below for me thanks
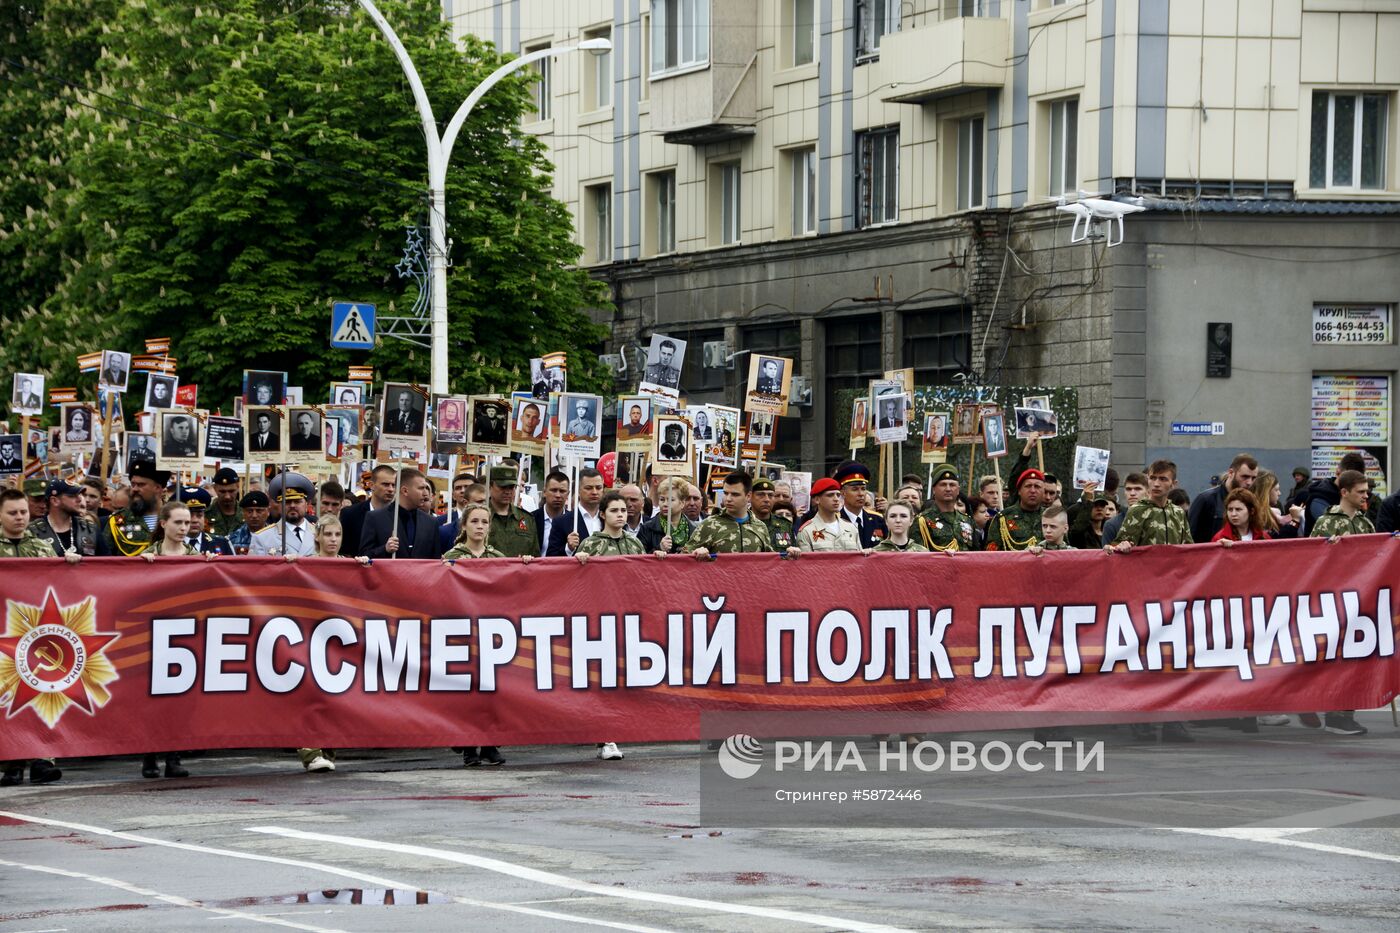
[330,382,363,405]
[693,407,713,441]
[878,397,903,430]
[755,357,785,394]
[639,334,686,400]
[1014,406,1058,439]
[98,351,130,392]
[288,408,323,452]
[381,384,426,436]
[160,412,199,459]
[658,422,687,460]
[246,408,282,453]
[243,369,286,406]
[144,373,177,411]
[11,373,44,415]
[63,405,94,446]
[563,395,598,440]
[470,398,508,446]
[0,435,21,474]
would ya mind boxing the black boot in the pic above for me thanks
[164,754,189,778]
[479,746,505,766]
[29,760,61,784]
[1,763,25,787]
[141,754,161,779]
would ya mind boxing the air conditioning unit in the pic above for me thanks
[598,353,623,374]
[702,340,731,369]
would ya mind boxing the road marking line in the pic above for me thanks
[0,856,344,932]
[942,798,1400,863]
[0,810,672,932]
[247,825,910,933]
[1172,829,1400,864]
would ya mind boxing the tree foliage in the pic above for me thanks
[1,0,609,411]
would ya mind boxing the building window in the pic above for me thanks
[786,0,815,67]
[585,27,612,110]
[651,0,709,75]
[1310,91,1388,190]
[647,171,676,255]
[713,161,741,245]
[823,314,883,472]
[857,127,899,227]
[902,307,971,387]
[1048,97,1078,196]
[585,184,612,263]
[743,324,803,463]
[640,12,651,98]
[525,43,551,122]
[856,0,900,59]
[947,0,990,15]
[957,115,985,210]
[789,146,817,235]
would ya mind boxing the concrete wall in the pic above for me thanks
[1140,212,1400,494]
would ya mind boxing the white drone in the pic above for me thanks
[1055,191,1146,247]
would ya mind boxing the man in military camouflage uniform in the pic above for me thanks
[486,463,538,558]
[1308,468,1376,736]
[208,467,244,538]
[749,477,793,551]
[28,479,97,557]
[1311,469,1375,539]
[1108,459,1191,552]
[690,471,773,556]
[0,488,66,787]
[984,468,1046,552]
[917,466,973,552]
[96,461,170,556]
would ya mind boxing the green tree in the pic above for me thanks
[1,0,608,411]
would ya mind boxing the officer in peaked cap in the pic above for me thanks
[250,471,317,556]
[176,486,233,555]
[832,460,887,548]
[96,461,171,556]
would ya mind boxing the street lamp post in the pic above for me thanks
[357,0,611,394]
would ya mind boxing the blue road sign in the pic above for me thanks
[1171,422,1225,436]
[330,302,376,350]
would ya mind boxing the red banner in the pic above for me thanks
[2,537,1396,759]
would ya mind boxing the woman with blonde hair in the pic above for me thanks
[1251,469,1303,539]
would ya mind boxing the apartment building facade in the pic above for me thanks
[449,0,1400,492]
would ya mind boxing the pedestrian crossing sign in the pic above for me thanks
[330,302,376,350]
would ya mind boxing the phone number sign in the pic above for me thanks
[1312,304,1391,344]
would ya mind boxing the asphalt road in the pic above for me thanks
[3,715,1399,932]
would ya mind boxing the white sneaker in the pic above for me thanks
[597,742,624,761]
[307,756,336,773]
[1257,714,1291,726]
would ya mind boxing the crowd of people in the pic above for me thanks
[3,437,1395,787]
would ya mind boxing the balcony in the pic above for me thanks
[878,16,1010,104]
[649,1,757,145]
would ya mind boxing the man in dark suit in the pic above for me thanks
[545,467,605,556]
[339,464,397,557]
[358,467,441,559]
[249,412,279,452]
[384,390,423,435]
[531,469,571,556]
